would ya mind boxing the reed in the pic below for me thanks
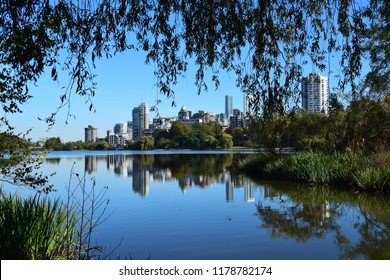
[239,152,390,192]
[0,163,110,260]
[353,167,390,191]
[0,189,78,259]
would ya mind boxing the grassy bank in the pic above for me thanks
[238,151,390,192]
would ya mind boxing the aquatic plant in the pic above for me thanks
[0,189,78,259]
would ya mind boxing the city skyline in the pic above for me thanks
[6,51,248,142]
[5,47,339,142]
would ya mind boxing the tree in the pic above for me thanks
[0,131,51,192]
[1,0,387,122]
[361,0,390,100]
[219,133,234,149]
[226,127,246,146]
[95,141,109,150]
[44,137,62,150]
[170,121,191,148]
[137,136,154,150]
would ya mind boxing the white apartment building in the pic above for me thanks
[302,73,329,115]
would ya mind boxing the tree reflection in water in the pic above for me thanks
[255,181,390,259]
[83,153,237,195]
[45,153,390,259]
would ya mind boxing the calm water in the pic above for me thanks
[24,151,390,259]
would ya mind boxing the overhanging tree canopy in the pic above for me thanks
[1,0,388,123]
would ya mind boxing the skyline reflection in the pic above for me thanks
[80,153,256,201]
[42,152,390,259]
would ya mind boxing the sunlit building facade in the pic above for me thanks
[302,72,329,115]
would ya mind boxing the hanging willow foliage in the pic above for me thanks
[1,0,388,122]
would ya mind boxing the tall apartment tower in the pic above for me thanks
[243,94,254,116]
[132,103,149,141]
[302,73,329,115]
[84,125,98,143]
[114,123,124,134]
[225,95,233,116]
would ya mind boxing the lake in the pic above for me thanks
[18,151,390,259]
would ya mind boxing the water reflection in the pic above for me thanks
[85,155,97,174]
[81,153,254,201]
[254,181,390,259]
[44,153,390,259]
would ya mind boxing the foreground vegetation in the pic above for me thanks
[0,168,109,260]
[0,190,78,259]
[239,151,390,192]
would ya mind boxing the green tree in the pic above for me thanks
[219,133,234,149]
[361,0,390,100]
[95,141,109,150]
[170,121,191,148]
[137,136,154,150]
[1,1,387,123]
[0,131,50,192]
[345,97,390,152]
[44,137,62,150]
[227,127,245,146]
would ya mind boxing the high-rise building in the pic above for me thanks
[243,94,254,116]
[132,103,149,141]
[302,73,329,115]
[127,121,133,141]
[114,123,124,134]
[84,125,97,143]
[225,95,233,116]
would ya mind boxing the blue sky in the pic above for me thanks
[8,50,245,142]
[6,43,363,143]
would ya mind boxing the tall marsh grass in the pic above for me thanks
[353,167,390,191]
[239,152,390,192]
[0,189,78,259]
[0,163,110,259]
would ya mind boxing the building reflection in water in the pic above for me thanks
[85,155,97,174]
[244,182,255,203]
[226,181,234,202]
[107,154,133,177]
[82,153,258,202]
[132,158,150,197]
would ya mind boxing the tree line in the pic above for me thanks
[43,120,234,151]
[248,96,390,154]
